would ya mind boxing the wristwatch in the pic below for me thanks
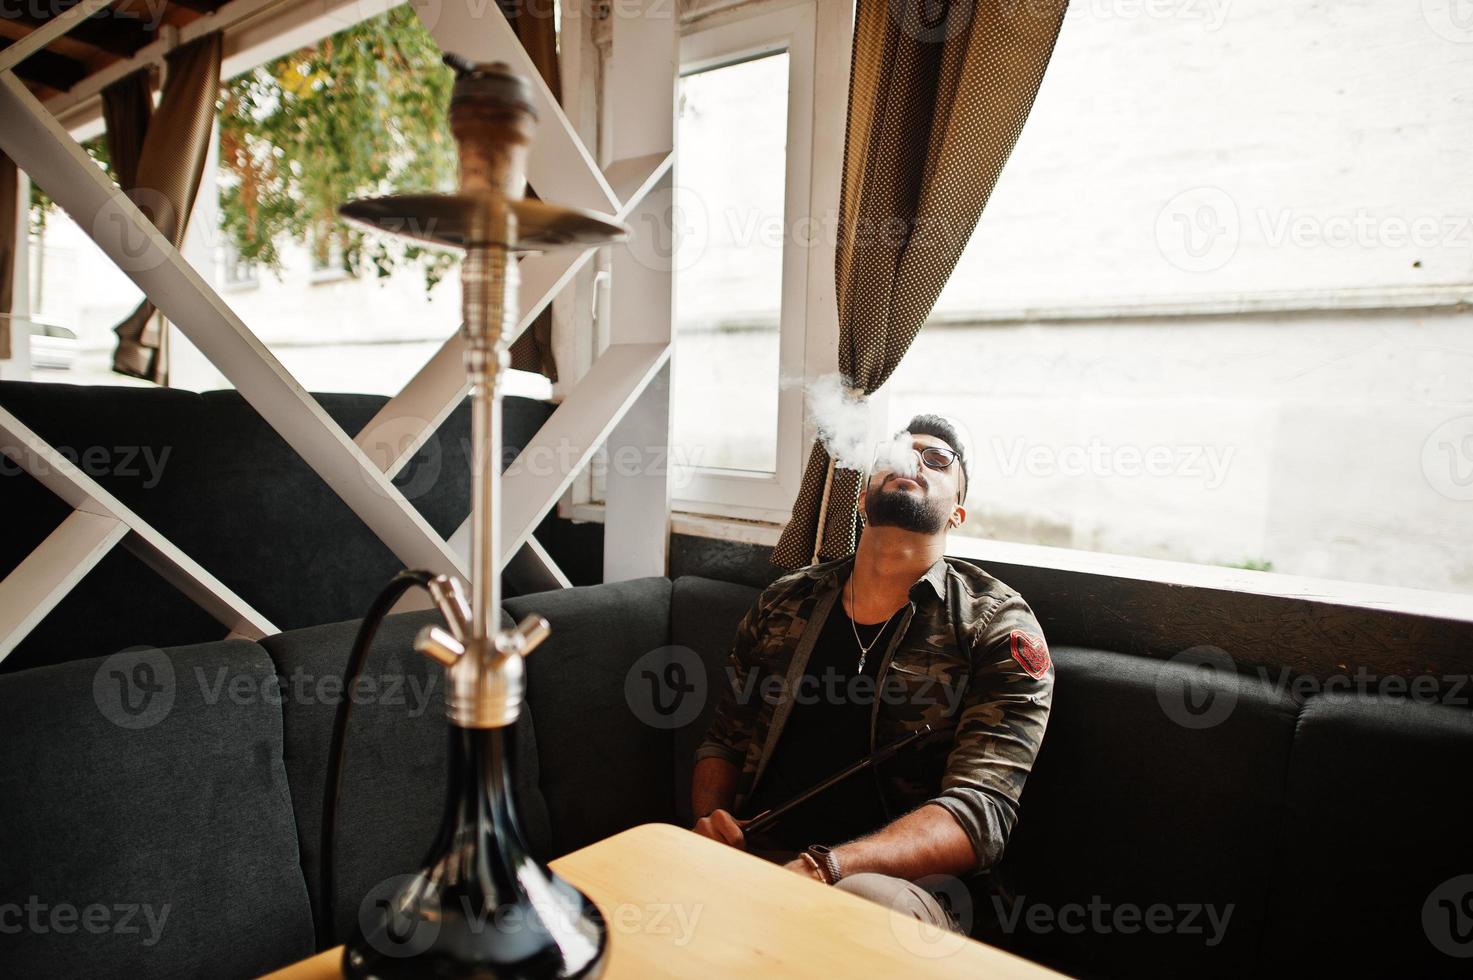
[804,844,843,885]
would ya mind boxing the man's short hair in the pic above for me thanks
[903,413,969,504]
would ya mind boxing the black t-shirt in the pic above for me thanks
[740,591,901,850]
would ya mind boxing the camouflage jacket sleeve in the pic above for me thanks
[692,590,769,767]
[926,592,1054,874]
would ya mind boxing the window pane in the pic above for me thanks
[888,2,1473,596]
[673,52,789,474]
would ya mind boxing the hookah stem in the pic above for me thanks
[467,233,515,640]
[470,345,500,638]
[328,226,521,957]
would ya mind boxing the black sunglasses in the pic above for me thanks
[876,444,960,475]
[878,444,966,502]
[916,446,959,471]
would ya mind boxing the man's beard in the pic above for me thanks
[864,483,950,534]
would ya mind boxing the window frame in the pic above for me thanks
[665,1,818,523]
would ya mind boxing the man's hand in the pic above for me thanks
[692,808,747,850]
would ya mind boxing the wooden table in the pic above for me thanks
[263,823,1057,979]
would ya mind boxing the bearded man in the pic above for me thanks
[691,414,1054,932]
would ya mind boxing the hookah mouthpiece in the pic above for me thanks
[446,57,538,199]
[443,54,539,118]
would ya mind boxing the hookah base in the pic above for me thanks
[341,876,607,980]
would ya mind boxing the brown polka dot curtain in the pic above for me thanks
[103,33,223,385]
[501,0,561,381]
[771,0,1069,569]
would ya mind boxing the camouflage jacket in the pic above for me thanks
[694,554,1054,874]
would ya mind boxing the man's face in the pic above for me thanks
[861,434,966,535]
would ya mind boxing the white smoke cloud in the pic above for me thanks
[880,430,920,478]
[798,374,918,478]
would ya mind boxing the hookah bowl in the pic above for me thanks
[337,59,626,979]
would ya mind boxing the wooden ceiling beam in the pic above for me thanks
[0,38,88,92]
[5,8,153,57]
[159,0,228,13]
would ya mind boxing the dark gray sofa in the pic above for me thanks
[4,577,1472,978]
[3,383,1471,978]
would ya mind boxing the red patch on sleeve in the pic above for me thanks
[1009,630,1051,679]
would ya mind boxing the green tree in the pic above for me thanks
[28,7,461,294]
[218,5,460,291]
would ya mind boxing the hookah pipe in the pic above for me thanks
[322,58,627,978]
[739,724,936,837]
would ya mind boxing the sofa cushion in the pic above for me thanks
[259,608,551,946]
[506,577,675,857]
[0,381,553,671]
[0,640,314,978]
[1258,691,1473,977]
[995,646,1300,978]
[669,576,760,827]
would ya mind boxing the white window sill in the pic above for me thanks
[569,501,784,548]
[564,503,1473,623]
[941,536,1473,624]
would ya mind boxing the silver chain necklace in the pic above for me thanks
[847,567,901,674]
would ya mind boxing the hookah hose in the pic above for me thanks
[318,568,439,949]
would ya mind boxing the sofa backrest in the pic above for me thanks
[506,576,679,858]
[996,646,1301,977]
[1257,692,1473,977]
[668,575,763,828]
[0,381,553,672]
[0,639,316,978]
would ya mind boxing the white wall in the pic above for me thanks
[887,310,1473,595]
[932,0,1473,314]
